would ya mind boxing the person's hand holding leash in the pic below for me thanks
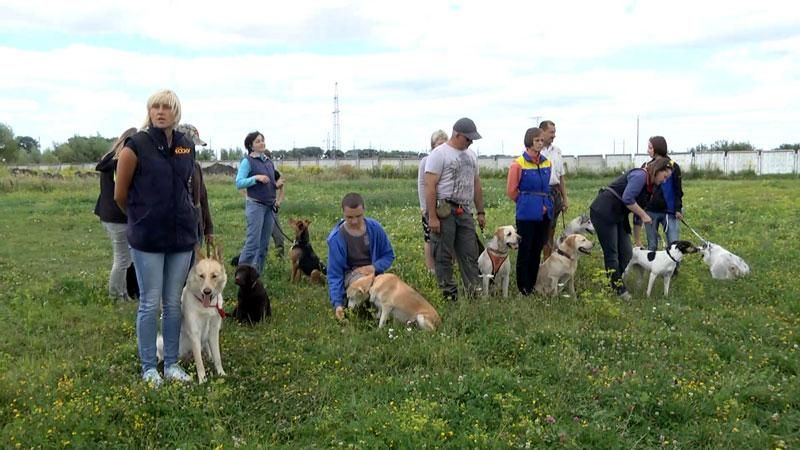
[429,215,440,234]
[476,211,486,232]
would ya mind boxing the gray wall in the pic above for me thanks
[11,150,799,175]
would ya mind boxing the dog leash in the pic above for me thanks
[271,212,295,242]
[680,218,709,244]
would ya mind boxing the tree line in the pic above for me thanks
[1,122,798,164]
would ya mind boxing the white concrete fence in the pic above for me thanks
[10,150,799,175]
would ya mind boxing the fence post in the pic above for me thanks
[757,150,762,175]
[723,151,728,175]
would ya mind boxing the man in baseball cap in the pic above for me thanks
[176,123,207,146]
[423,117,486,301]
[452,117,482,142]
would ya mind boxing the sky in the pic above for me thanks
[1,0,799,156]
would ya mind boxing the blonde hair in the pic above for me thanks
[103,127,138,160]
[430,129,448,149]
[140,89,182,130]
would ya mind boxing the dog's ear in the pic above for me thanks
[304,219,312,226]
[494,227,504,240]
[214,241,224,262]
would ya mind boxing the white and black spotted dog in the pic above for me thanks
[623,240,699,298]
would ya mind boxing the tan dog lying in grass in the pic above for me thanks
[346,273,441,330]
[534,234,593,298]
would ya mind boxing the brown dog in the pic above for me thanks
[346,273,441,330]
[534,234,593,298]
[288,218,326,284]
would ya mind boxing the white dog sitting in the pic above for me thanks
[477,225,521,297]
[699,241,751,280]
[623,240,698,298]
[158,248,228,383]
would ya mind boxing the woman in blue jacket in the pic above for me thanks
[506,127,553,295]
[235,131,283,274]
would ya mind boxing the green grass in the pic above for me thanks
[0,173,798,449]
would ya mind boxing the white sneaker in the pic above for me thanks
[164,364,192,383]
[142,368,163,387]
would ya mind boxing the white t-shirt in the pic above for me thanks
[424,142,479,206]
[541,144,563,185]
[417,155,428,212]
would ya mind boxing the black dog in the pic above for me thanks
[126,263,140,299]
[288,218,327,284]
[231,264,271,324]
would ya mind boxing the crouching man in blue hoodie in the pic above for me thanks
[327,192,395,320]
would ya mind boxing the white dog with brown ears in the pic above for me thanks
[535,234,594,298]
[158,243,228,383]
[477,225,521,297]
[346,273,441,330]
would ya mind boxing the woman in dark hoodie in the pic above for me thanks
[94,127,138,301]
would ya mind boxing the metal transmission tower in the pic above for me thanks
[332,82,341,160]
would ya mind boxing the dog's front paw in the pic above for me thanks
[217,369,227,377]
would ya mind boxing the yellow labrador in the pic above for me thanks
[535,234,593,298]
[477,225,520,297]
[346,273,441,330]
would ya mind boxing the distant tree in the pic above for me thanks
[688,140,754,153]
[777,143,800,150]
[220,147,245,161]
[52,134,114,162]
[15,136,39,153]
[196,148,215,161]
[0,123,19,162]
[40,151,60,164]
[324,149,345,159]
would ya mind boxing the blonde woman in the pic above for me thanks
[94,127,137,301]
[115,89,198,386]
[417,129,448,273]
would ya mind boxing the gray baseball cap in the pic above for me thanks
[453,117,482,140]
[176,123,207,146]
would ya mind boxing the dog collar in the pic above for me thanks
[556,248,572,260]
[666,247,680,264]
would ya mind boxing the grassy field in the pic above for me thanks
[0,170,798,449]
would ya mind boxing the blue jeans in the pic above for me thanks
[240,198,275,273]
[645,212,680,251]
[130,248,193,373]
